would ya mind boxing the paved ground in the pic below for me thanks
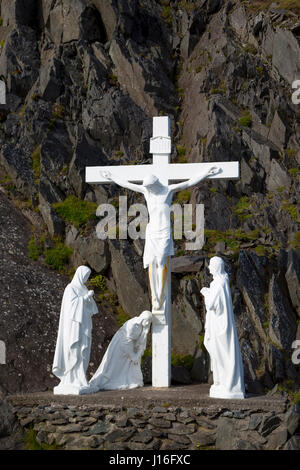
[8,384,288,413]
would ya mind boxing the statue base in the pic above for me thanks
[209,385,245,400]
[53,384,87,395]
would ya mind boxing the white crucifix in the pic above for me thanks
[86,116,239,388]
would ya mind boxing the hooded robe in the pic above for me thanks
[52,266,98,394]
[85,311,152,392]
[203,258,245,399]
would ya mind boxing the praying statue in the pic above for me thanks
[201,256,245,399]
[83,311,152,392]
[52,265,98,395]
[101,167,220,311]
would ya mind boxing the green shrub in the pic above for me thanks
[45,243,73,271]
[161,5,172,24]
[209,186,218,194]
[243,44,257,55]
[198,333,205,351]
[52,103,64,119]
[31,146,41,182]
[171,353,194,371]
[89,274,107,292]
[141,348,152,364]
[24,428,62,450]
[53,195,97,228]
[287,148,297,157]
[294,391,300,406]
[238,110,252,127]
[291,232,300,249]
[116,306,131,328]
[108,73,118,86]
[281,202,298,221]
[176,145,186,158]
[28,236,42,260]
[255,245,266,256]
[288,168,299,177]
[233,196,252,220]
[176,190,191,203]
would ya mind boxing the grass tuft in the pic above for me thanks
[53,196,97,228]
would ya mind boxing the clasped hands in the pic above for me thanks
[84,290,94,301]
[200,287,209,297]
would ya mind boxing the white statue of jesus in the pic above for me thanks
[101,166,220,310]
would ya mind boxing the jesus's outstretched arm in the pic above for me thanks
[100,171,145,195]
[168,166,222,193]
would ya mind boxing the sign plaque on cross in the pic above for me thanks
[86,116,239,388]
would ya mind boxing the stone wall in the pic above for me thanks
[9,399,300,450]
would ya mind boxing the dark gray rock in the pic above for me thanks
[249,414,263,431]
[70,234,110,274]
[0,0,36,27]
[109,239,150,318]
[0,387,24,449]
[93,0,117,41]
[266,426,288,450]
[283,435,300,450]
[236,251,268,339]
[84,421,109,436]
[141,355,152,385]
[272,29,300,85]
[171,365,192,385]
[39,55,63,102]
[0,143,34,197]
[168,433,191,445]
[169,422,196,435]
[105,428,136,443]
[68,132,107,199]
[39,195,66,237]
[131,430,153,444]
[149,418,171,429]
[215,417,235,450]
[259,414,281,438]
[0,25,40,97]
[269,274,297,350]
[171,255,204,273]
[40,122,73,179]
[56,423,83,433]
[189,429,216,447]
[267,345,285,384]
[234,439,260,450]
[207,0,224,14]
[285,250,300,318]
[268,111,286,150]
[240,338,264,395]
[285,404,300,436]
[266,159,291,192]
[191,348,210,383]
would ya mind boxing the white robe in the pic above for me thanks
[203,274,245,399]
[86,312,151,392]
[52,266,98,394]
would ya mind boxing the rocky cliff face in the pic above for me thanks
[0,0,299,394]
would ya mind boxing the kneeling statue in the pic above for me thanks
[83,310,152,393]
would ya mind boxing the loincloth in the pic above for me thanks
[143,224,174,268]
